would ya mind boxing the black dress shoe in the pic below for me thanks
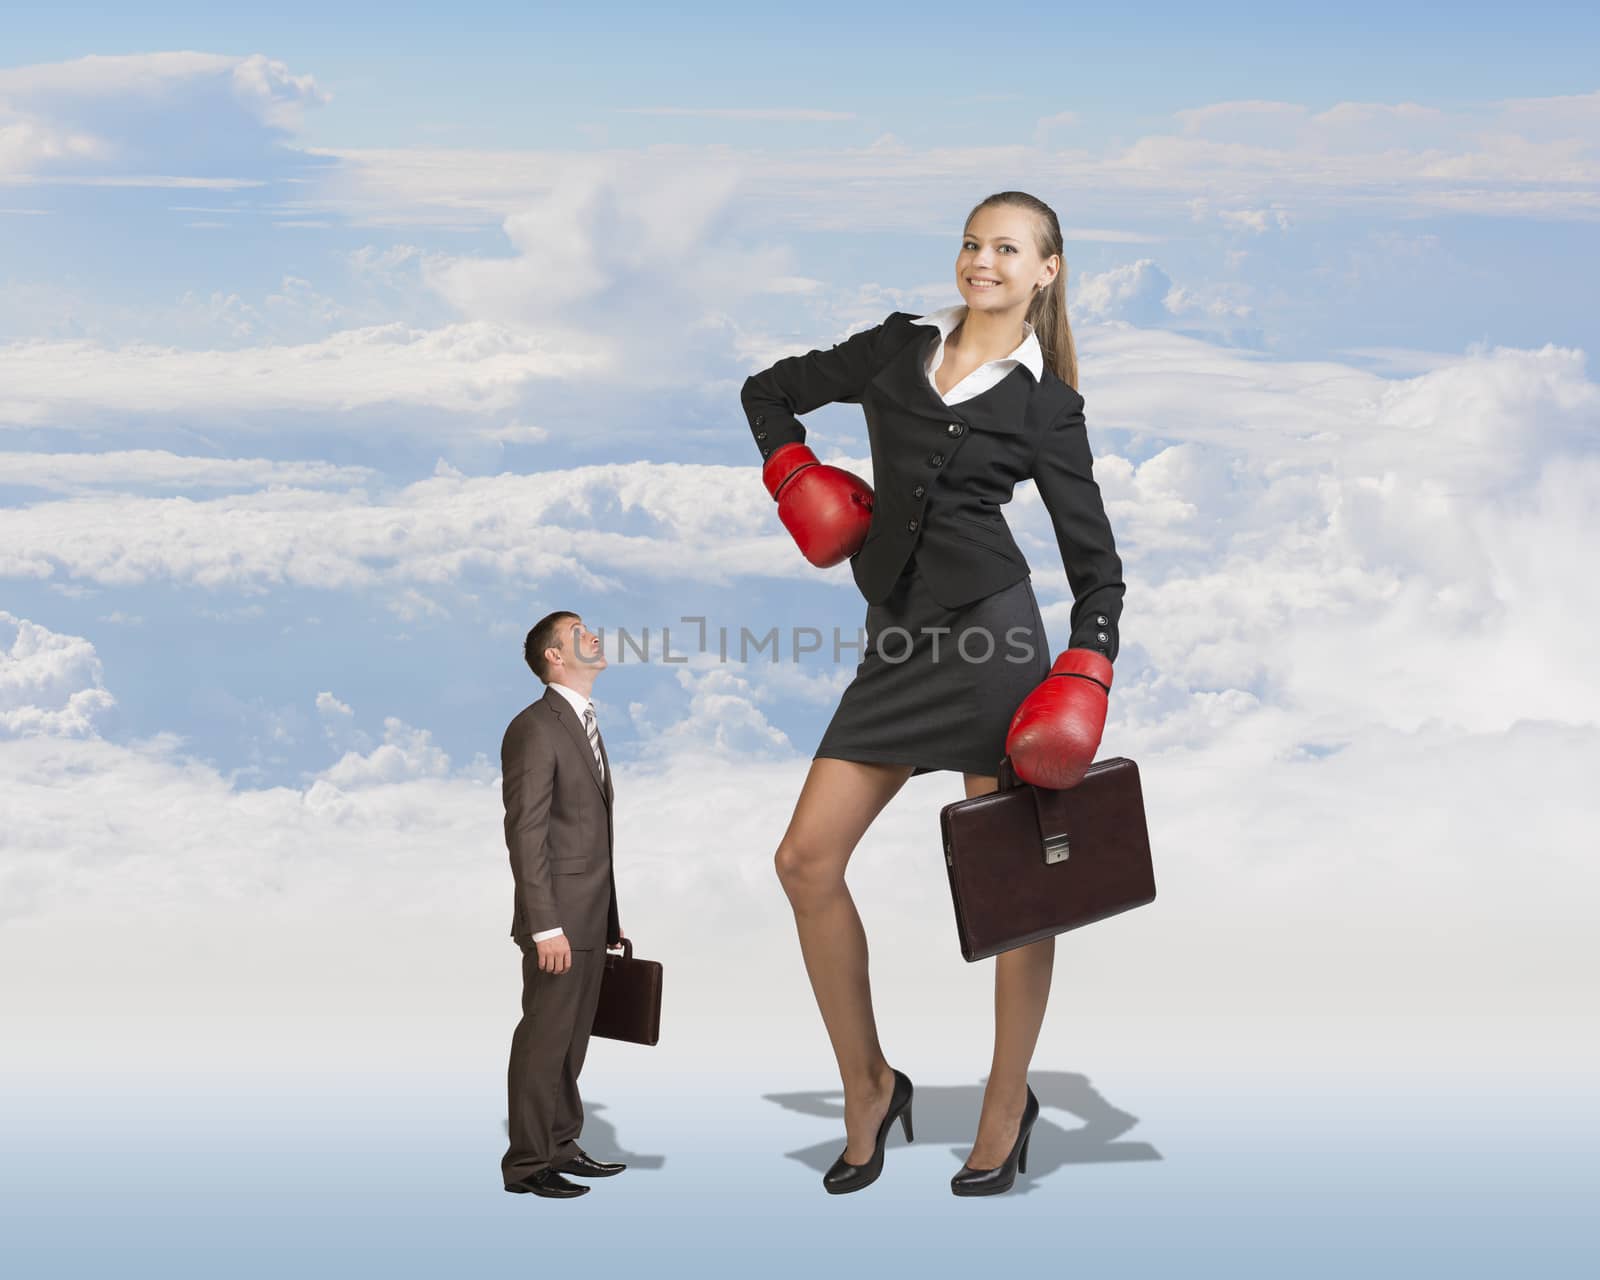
[951,1084,1040,1197]
[505,1168,589,1198]
[822,1068,914,1195]
[556,1150,626,1178]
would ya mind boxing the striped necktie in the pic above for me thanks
[583,705,605,782]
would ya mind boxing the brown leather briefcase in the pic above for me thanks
[939,755,1155,962]
[590,938,663,1046]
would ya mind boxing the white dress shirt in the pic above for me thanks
[911,303,1044,405]
[530,681,604,944]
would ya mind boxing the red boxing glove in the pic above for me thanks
[761,442,874,568]
[1005,649,1114,790]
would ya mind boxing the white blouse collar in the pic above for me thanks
[911,303,1044,381]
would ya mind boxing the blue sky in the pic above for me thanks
[2,9,1597,1266]
[8,2,1599,121]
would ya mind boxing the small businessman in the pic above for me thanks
[499,609,626,1199]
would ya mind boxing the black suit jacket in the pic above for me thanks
[741,310,1125,660]
[500,685,621,950]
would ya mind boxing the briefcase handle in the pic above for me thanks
[997,754,1074,863]
[607,938,634,959]
[996,754,1104,795]
[996,755,1024,793]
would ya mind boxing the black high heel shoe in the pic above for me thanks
[951,1083,1039,1197]
[822,1068,914,1194]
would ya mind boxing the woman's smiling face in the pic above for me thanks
[956,204,1057,315]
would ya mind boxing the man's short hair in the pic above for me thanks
[524,610,579,683]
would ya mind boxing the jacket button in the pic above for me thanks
[1097,631,1109,643]
[929,453,945,467]
[756,430,767,440]
[754,414,765,426]
[906,518,919,532]
[947,422,964,436]
[1095,615,1107,626]
[911,485,925,498]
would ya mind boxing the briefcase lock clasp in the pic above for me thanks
[1042,833,1071,865]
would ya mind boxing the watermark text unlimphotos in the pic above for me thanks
[572,616,1039,666]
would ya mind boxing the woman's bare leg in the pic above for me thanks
[775,757,916,1163]
[962,770,1056,1169]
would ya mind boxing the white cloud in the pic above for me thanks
[0,321,611,428]
[1065,228,1168,244]
[0,111,105,175]
[315,692,353,719]
[226,53,329,132]
[0,613,1593,1054]
[347,243,421,284]
[1175,99,1309,135]
[1,266,436,351]
[387,586,450,622]
[1,322,1595,762]
[1074,260,1174,325]
[1162,285,1253,321]
[1,333,1594,708]
[615,106,854,121]
[0,458,796,592]
[321,715,458,787]
[1216,206,1291,233]
[0,328,1593,804]
[2,450,375,494]
[10,66,1594,257]
[298,88,1600,236]
[1033,110,1079,146]
[631,660,793,758]
[0,53,328,184]
[403,154,830,386]
[0,611,114,737]
[1313,100,1449,131]
[0,52,232,99]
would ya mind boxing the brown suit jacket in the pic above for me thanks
[501,684,620,950]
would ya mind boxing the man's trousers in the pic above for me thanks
[502,938,606,1184]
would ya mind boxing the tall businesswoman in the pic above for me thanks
[741,191,1125,1197]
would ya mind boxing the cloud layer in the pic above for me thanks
[2,47,1596,1083]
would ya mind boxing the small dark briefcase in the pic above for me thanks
[939,756,1155,962]
[590,938,663,1046]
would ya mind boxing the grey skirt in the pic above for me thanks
[814,556,1054,777]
